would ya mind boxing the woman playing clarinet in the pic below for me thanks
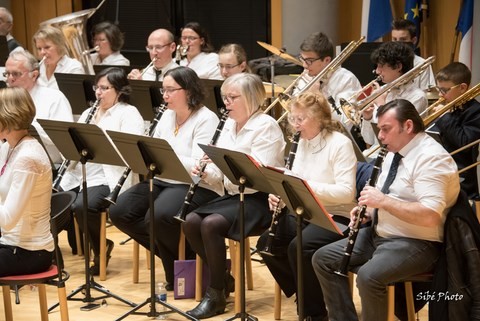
[182,73,286,319]
[109,66,222,290]
[256,91,357,321]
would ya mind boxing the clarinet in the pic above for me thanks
[334,145,388,277]
[102,104,168,206]
[173,110,230,222]
[260,131,301,256]
[52,99,101,192]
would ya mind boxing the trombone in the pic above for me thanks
[263,36,366,122]
[340,56,436,128]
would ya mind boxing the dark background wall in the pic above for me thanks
[83,0,270,67]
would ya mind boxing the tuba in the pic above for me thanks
[263,36,366,122]
[39,3,105,75]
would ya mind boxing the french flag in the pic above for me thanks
[456,0,474,69]
[361,0,393,42]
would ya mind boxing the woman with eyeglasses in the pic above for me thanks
[256,91,357,321]
[218,44,251,79]
[109,66,222,290]
[61,67,144,276]
[33,26,84,90]
[182,73,286,319]
[90,21,129,66]
[178,22,222,80]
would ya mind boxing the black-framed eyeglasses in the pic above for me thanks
[218,63,240,70]
[298,55,323,66]
[436,83,461,95]
[160,87,183,95]
[221,94,241,104]
[146,43,173,52]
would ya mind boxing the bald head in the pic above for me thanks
[146,28,176,69]
[0,7,13,36]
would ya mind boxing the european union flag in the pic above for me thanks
[404,0,423,41]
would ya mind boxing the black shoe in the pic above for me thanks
[224,271,235,298]
[165,282,174,291]
[90,240,114,276]
[186,287,226,319]
[305,315,329,321]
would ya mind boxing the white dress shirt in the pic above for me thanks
[91,52,130,66]
[205,112,286,195]
[37,55,84,90]
[375,132,460,242]
[153,106,223,196]
[0,139,54,252]
[140,60,179,81]
[180,52,222,80]
[30,84,74,164]
[60,102,145,192]
[413,55,435,91]
[290,130,357,217]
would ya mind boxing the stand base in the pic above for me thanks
[115,296,199,321]
[225,312,259,321]
[49,279,136,312]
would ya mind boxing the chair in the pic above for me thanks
[0,191,76,321]
[387,273,433,321]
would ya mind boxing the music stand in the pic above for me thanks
[55,73,96,114]
[201,79,225,116]
[106,130,198,321]
[198,144,275,321]
[37,119,137,311]
[258,166,342,321]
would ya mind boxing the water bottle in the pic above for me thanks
[156,282,167,319]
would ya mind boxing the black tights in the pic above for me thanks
[183,212,230,290]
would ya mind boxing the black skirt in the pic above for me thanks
[194,192,271,241]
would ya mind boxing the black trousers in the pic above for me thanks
[72,184,110,256]
[0,244,52,277]
[109,179,219,284]
[257,213,348,317]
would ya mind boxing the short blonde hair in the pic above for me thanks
[33,26,68,56]
[0,87,36,131]
[221,73,265,116]
[289,92,340,133]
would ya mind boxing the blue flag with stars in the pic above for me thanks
[404,0,423,42]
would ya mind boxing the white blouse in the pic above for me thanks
[0,139,54,252]
[91,52,130,66]
[180,52,222,80]
[37,55,84,90]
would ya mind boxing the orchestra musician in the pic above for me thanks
[33,25,84,90]
[256,91,357,321]
[178,22,222,80]
[182,73,286,319]
[361,41,428,154]
[312,99,460,321]
[109,66,222,290]
[295,32,362,120]
[127,28,178,81]
[433,62,480,198]
[391,19,435,91]
[63,67,144,276]
[4,50,74,164]
[0,87,54,276]
[90,21,130,66]
[0,7,23,53]
[218,43,251,79]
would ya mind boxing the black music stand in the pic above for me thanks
[258,166,342,321]
[106,130,198,321]
[37,119,137,311]
[198,144,275,321]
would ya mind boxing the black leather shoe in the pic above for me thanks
[224,272,235,298]
[90,239,114,276]
[186,287,226,319]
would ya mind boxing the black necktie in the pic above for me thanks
[154,69,162,82]
[373,152,403,226]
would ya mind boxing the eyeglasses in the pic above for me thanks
[287,115,309,125]
[93,85,113,92]
[218,63,240,70]
[298,55,323,66]
[2,71,29,78]
[436,83,462,95]
[221,94,241,104]
[93,38,108,43]
[160,87,183,95]
[181,36,199,42]
[146,43,173,52]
